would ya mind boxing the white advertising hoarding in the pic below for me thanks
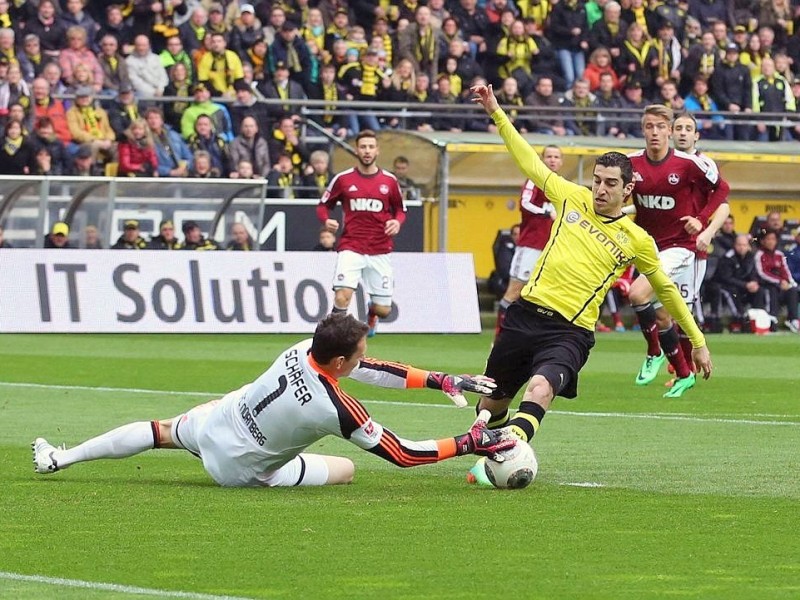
[0,251,480,333]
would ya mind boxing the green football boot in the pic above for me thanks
[635,352,666,386]
[466,457,493,487]
[663,373,696,398]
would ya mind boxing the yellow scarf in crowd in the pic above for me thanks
[624,39,652,67]
[246,48,265,79]
[277,173,295,198]
[374,33,393,64]
[4,135,23,156]
[696,93,711,110]
[632,7,649,35]
[323,82,338,124]
[415,26,435,65]
[700,52,715,76]
[653,39,672,79]
[80,106,101,137]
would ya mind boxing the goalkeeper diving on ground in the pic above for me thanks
[33,314,514,488]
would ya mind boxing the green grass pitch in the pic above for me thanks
[1,332,799,599]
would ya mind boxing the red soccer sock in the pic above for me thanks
[658,325,692,379]
[676,329,696,373]
[634,303,662,357]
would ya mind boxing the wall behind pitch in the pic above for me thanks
[0,251,480,333]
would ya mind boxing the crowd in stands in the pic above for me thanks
[705,211,800,332]
[490,211,800,331]
[31,217,340,252]
[1,0,800,179]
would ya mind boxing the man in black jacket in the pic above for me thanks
[148,220,181,250]
[704,234,766,332]
[711,43,752,141]
[112,220,148,250]
[108,83,141,142]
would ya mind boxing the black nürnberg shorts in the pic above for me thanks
[485,300,596,400]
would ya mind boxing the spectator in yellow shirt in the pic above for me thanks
[196,32,244,98]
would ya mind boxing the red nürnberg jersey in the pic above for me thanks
[628,149,720,251]
[517,179,555,250]
[317,167,406,255]
[691,151,728,260]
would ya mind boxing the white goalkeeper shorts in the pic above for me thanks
[333,250,393,305]
[172,389,329,488]
[651,247,696,309]
[509,246,543,282]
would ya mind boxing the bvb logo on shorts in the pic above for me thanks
[337,274,345,281]
[566,211,580,224]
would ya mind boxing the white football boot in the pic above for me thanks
[32,438,64,474]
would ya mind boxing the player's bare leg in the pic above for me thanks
[33,419,177,474]
[332,288,354,313]
[257,453,355,487]
[495,279,525,340]
[318,454,355,484]
[630,275,665,385]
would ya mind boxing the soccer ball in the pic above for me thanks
[483,440,538,489]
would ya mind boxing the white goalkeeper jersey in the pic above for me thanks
[193,339,458,479]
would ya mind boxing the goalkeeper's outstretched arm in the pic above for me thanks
[349,358,496,407]
[358,411,514,467]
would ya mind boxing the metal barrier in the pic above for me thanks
[0,176,424,251]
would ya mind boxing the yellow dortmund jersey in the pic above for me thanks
[197,50,245,95]
[491,109,705,348]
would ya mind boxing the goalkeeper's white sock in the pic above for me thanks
[54,421,157,468]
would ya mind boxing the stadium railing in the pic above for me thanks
[60,94,800,141]
[0,176,424,251]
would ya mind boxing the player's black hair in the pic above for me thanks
[311,314,369,364]
[356,130,378,143]
[673,112,698,129]
[594,152,633,186]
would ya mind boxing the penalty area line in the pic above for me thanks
[1,381,800,427]
[0,570,255,600]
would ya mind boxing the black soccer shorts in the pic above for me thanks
[485,300,595,401]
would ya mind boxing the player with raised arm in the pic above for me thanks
[33,314,513,487]
[626,106,729,398]
[467,85,713,483]
[494,145,562,341]
[317,131,406,337]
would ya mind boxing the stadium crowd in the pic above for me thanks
[1,0,800,178]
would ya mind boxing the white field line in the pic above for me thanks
[0,571,255,600]
[1,381,800,427]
